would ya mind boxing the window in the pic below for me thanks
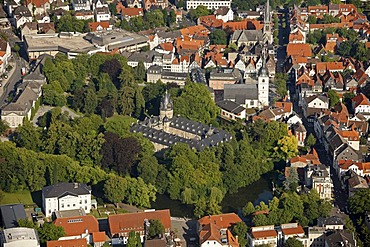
[80,200,82,204]
[73,204,76,207]
[85,200,87,204]
[61,204,64,208]
[67,204,70,207]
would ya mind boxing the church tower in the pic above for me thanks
[160,90,173,120]
[262,0,272,44]
[258,54,269,107]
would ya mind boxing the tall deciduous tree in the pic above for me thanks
[328,89,340,108]
[209,29,227,45]
[148,219,165,239]
[173,83,218,124]
[284,237,304,247]
[103,175,128,207]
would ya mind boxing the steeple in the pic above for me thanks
[265,0,270,23]
[160,90,173,120]
[263,0,272,44]
[259,52,269,77]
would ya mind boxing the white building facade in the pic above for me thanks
[185,0,231,10]
[42,182,92,217]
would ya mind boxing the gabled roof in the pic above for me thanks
[217,100,245,114]
[121,7,143,17]
[286,43,312,57]
[47,239,88,247]
[54,215,99,236]
[88,21,110,31]
[92,231,106,242]
[352,93,370,108]
[198,213,242,229]
[0,204,26,229]
[108,210,171,235]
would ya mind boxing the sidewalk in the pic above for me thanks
[0,60,16,99]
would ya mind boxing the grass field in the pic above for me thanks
[1,191,34,206]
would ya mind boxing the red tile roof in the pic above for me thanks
[353,93,370,107]
[92,232,106,243]
[121,7,143,17]
[108,210,171,235]
[198,213,242,229]
[47,239,88,247]
[286,44,312,57]
[88,21,110,31]
[281,225,304,236]
[251,230,278,239]
[54,215,99,237]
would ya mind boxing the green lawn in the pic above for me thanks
[1,191,34,206]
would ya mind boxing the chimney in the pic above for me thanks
[74,183,78,189]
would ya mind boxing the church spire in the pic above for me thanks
[265,0,270,23]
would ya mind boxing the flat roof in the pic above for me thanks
[24,33,95,53]
[2,227,38,243]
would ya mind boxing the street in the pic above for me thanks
[0,34,28,108]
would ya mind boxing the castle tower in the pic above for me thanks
[160,90,173,120]
[258,54,269,107]
[262,0,272,44]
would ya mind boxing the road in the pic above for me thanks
[276,9,289,74]
[0,34,28,108]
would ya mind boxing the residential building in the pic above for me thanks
[143,0,168,11]
[279,223,306,246]
[92,0,108,10]
[324,229,357,246]
[42,182,92,217]
[13,6,33,28]
[305,164,333,200]
[120,7,143,20]
[292,122,306,147]
[108,210,171,245]
[94,7,110,22]
[0,204,26,229]
[126,0,141,8]
[185,0,231,10]
[25,0,50,16]
[47,239,88,247]
[0,227,40,247]
[55,215,100,244]
[74,10,95,20]
[217,100,246,121]
[198,213,241,247]
[0,38,11,75]
[352,93,370,118]
[72,0,91,11]
[1,73,46,128]
[214,7,233,22]
[247,225,278,247]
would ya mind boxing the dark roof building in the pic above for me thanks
[42,182,91,198]
[0,204,26,229]
[324,230,357,247]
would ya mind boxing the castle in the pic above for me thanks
[131,91,232,152]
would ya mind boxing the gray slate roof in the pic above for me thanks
[224,84,258,103]
[42,182,91,198]
[131,117,232,151]
[324,230,356,247]
[0,204,26,229]
[232,30,263,43]
[217,100,245,114]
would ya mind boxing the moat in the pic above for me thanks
[152,174,273,218]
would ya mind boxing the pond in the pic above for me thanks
[151,174,273,218]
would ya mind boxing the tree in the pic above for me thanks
[243,201,255,216]
[305,133,316,148]
[274,73,288,98]
[0,119,9,135]
[328,89,340,108]
[135,61,146,82]
[38,222,65,243]
[283,167,299,191]
[209,29,227,45]
[232,222,248,247]
[137,155,159,185]
[127,231,138,247]
[103,175,128,207]
[274,136,298,161]
[12,44,20,54]
[173,83,218,124]
[349,189,370,214]
[148,219,165,239]
[284,237,304,247]
[108,3,117,16]
[321,14,340,24]
[307,15,317,24]
[101,132,142,175]
[188,5,210,21]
